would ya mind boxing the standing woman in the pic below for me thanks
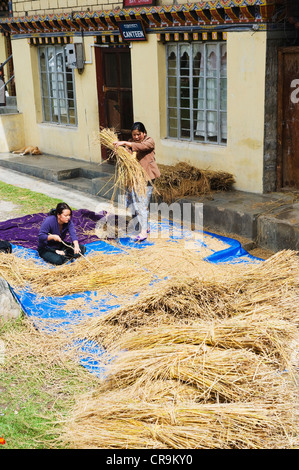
[114,122,160,241]
[38,202,85,265]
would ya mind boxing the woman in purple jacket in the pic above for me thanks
[38,202,85,265]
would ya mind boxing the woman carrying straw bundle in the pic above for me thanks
[114,122,160,242]
[38,202,86,265]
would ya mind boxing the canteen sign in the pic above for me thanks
[118,20,147,41]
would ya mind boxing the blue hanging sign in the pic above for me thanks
[118,20,147,41]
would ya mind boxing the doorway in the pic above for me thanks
[277,46,299,190]
[95,46,133,160]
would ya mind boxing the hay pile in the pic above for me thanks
[156,162,235,203]
[61,250,299,449]
[0,250,155,298]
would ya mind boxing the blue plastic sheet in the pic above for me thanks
[7,219,261,376]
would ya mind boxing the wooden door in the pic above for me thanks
[277,47,299,189]
[95,46,133,160]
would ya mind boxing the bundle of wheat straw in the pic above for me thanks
[0,252,39,288]
[74,250,299,344]
[0,251,153,297]
[74,277,241,342]
[98,344,290,403]
[62,392,298,449]
[108,316,298,368]
[2,316,77,368]
[156,162,235,203]
[99,127,149,199]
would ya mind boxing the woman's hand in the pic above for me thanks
[73,240,81,255]
[55,250,65,256]
[113,141,132,149]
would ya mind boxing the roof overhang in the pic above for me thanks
[0,1,278,36]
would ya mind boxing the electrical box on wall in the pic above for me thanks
[65,43,84,73]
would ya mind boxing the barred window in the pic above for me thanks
[167,42,227,144]
[38,45,77,126]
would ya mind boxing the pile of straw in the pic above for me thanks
[95,344,291,402]
[0,251,153,297]
[75,250,299,345]
[60,249,299,449]
[99,128,149,200]
[156,162,235,203]
[1,239,297,448]
[62,396,297,449]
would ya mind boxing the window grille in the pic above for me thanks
[166,42,227,145]
[38,45,77,126]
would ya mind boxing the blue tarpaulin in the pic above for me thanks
[3,215,262,376]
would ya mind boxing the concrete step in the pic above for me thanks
[0,96,18,114]
[0,107,18,114]
[58,175,119,201]
[0,154,115,184]
[57,176,93,193]
[0,156,80,181]
[92,175,121,200]
[257,202,299,251]
[0,152,117,200]
[177,192,299,252]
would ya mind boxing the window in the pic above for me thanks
[167,42,227,144]
[38,45,77,126]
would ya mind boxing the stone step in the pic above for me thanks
[0,154,115,186]
[0,106,18,114]
[0,96,18,114]
[0,156,80,181]
[57,174,119,201]
[91,175,119,200]
[57,176,93,193]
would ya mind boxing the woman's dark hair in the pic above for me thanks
[49,202,72,217]
[131,122,147,134]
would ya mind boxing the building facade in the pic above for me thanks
[0,1,298,193]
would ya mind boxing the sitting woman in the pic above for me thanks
[38,202,85,265]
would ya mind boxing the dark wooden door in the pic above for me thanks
[95,46,133,160]
[277,47,299,189]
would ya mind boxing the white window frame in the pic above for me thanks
[38,45,77,126]
[166,41,227,145]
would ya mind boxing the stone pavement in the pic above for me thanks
[0,152,298,253]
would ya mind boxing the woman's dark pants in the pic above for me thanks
[38,243,86,265]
